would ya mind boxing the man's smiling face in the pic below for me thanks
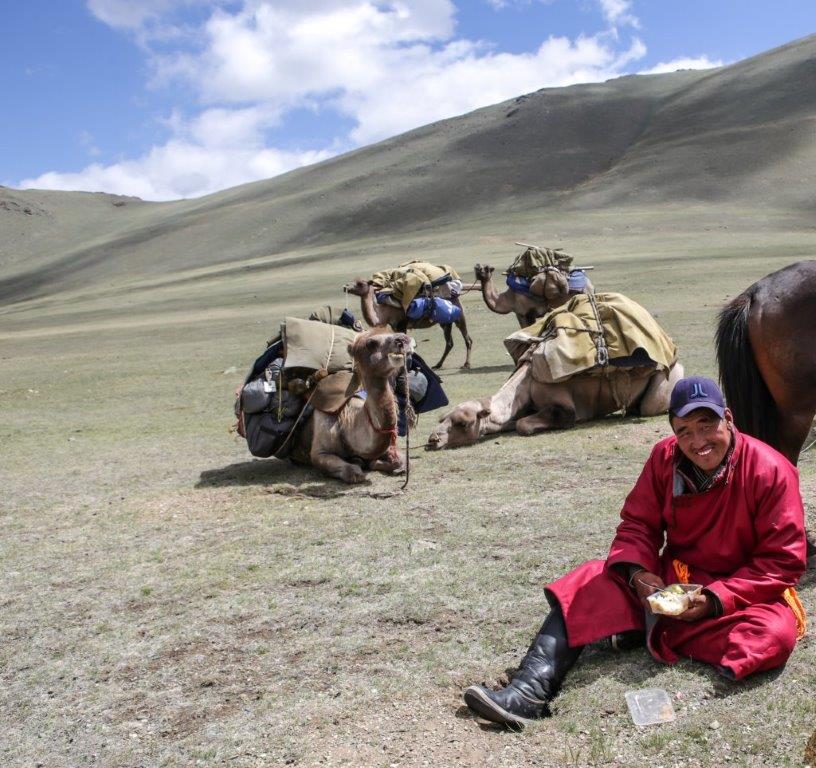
[670,407,734,473]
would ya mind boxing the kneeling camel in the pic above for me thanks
[427,361,684,449]
[297,331,411,482]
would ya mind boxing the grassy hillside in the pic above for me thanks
[3,35,816,310]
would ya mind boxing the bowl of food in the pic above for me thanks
[647,583,703,616]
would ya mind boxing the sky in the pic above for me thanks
[2,0,815,201]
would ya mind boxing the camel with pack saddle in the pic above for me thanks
[474,262,594,328]
[427,358,684,449]
[295,331,412,483]
[429,289,683,448]
[344,277,473,369]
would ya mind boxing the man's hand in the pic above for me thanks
[632,570,665,609]
[675,591,715,622]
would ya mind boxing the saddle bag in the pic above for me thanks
[234,307,361,459]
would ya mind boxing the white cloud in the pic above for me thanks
[341,34,647,144]
[86,0,215,30]
[639,55,723,75]
[157,1,647,145]
[17,1,719,200]
[598,0,639,28]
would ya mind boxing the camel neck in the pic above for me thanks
[360,289,383,327]
[483,364,531,431]
[360,377,397,429]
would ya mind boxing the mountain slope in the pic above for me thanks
[2,34,816,306]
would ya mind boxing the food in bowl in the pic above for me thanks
[647,583,703,616]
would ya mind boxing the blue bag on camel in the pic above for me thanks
[395,351,448,436]
[406,296,463,323]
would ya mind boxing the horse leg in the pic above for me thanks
[637,362,685,416]
[772,409,815,466]
[452,297,473,369]
[433,323,454,369]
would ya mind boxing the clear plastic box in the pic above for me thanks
[625,688,676,726]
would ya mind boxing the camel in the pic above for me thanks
[427,360,684,449]
[474,263,593,327]
[296,331,412,483]
[344,278,473,369]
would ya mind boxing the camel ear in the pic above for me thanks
[477,397,492,418]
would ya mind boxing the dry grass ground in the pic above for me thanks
[1,216,814,767]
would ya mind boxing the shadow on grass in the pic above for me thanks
[423,410,652,451]
[799,568,816,589]
[568,643,789,706]
[450,364,513,375]
[196,459,356,498]
[453,704,516,732]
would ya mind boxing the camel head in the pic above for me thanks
[474,263,495,283]
[426,398,492,450]
[343,277,373,297]
[348,331,413,379]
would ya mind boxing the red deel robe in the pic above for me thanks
[546,429,807,679]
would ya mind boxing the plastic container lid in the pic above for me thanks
[625,688,676,726]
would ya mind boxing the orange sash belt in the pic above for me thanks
[672,559,806,641]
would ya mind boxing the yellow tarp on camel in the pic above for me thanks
[371,260,460,309]
[504,292,677,384]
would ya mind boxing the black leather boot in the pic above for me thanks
[464,604,583,727]
[607,629,646,651]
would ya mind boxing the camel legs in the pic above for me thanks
[454,296,473,368]
[310,449,367,484]
[637,363,685,417]
[370,447,406,474]
[515,403,577,435]
[432,298,472,369]
[309,418,367,483]
[434,323,455,369]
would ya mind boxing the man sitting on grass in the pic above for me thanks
[464,376,807,727]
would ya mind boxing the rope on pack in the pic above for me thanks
[400,354,415,490]
[273,325,337,458]
[584,284,629,414]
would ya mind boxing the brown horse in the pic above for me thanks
[716,259,816,565]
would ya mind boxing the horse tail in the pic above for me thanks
[715,290,778,446]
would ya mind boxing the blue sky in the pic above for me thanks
[2,1,815,200]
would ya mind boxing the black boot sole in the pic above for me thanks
[463,686,536,728]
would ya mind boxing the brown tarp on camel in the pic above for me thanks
[504,292,677,384]
[371,260,460,309]
[283,317,359,373]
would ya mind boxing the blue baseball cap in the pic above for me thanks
[669,376,726,419]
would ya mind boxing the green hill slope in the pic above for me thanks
[2,34,815,308]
